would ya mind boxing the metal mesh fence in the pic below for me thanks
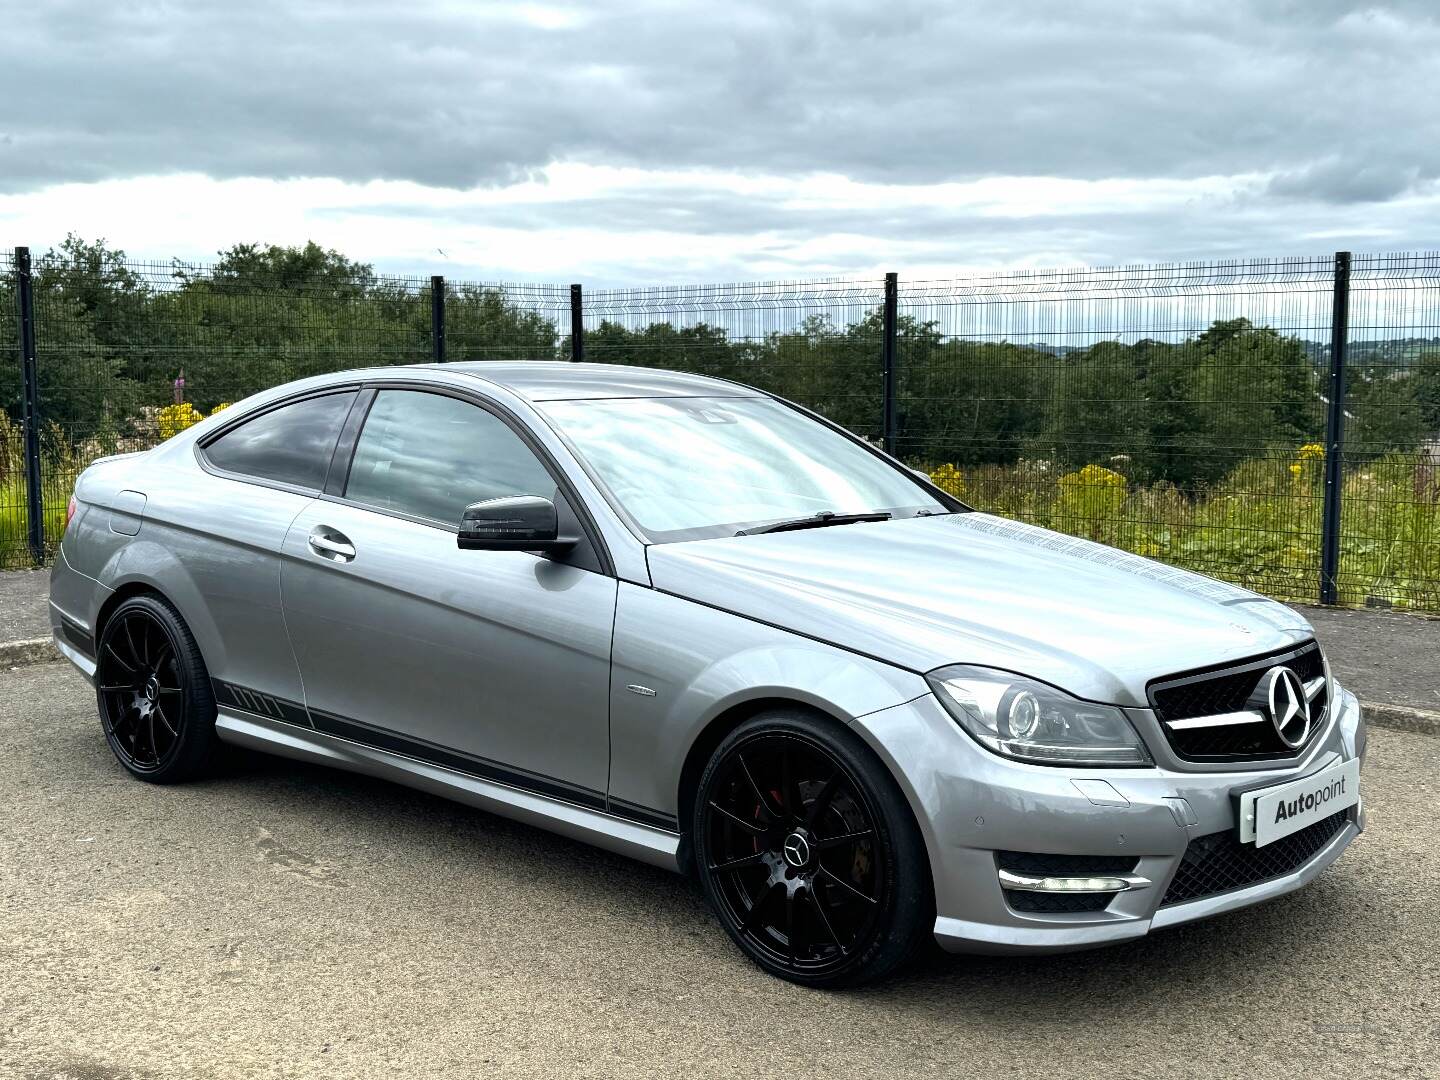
[581,279,887,441]
[1343,254,1440,610]
[7,255,437,568]
[445,281,569,362]
[0,250,22,566]
[895,259,1339,603]
[0,254,574,568]
[3,246,1439,612]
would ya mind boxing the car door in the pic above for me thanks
[184,387,359,720]
[279,385,617,807]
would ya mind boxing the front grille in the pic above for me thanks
[997,851,1138,914]
[1149,642,1327,761]
[1160,810,1348,906]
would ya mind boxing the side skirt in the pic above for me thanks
[213,709,682,872]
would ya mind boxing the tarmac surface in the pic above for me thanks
[0,570,49,647]
[2,661,1437,1079]
[1302,605,1440,712]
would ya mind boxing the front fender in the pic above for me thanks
[607,583,927,824]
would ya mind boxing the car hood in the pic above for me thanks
[645,512,1314,707]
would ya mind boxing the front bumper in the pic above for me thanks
[853,683,1366,955]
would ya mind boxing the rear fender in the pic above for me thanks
[94,539,232,678]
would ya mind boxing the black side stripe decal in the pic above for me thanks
[212,680,313,729]
[607,797,680,832]
[213,680,679,833]
[306,708,609,812]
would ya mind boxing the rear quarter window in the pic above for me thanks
[202,391,356,490]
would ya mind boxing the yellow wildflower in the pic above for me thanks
[156,402,204,440]
[1057,464,1127,527]
[929,463,966,497]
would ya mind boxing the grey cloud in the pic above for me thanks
[341,175,1436,285]
[2,0,1438,199]
[1266,159,1423,203]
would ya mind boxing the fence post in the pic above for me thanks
[881,272,898,455]
[430,275,446,363]
[1319,251,1351,605]
[16,247,44,565]
[570,284,584,363]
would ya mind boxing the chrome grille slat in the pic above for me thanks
[1165,710,1266,730]
[1148,642,1327,762]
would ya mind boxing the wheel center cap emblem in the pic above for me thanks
[144,676,160,703]
[1264,666,1311,749]
[781,831,811,868]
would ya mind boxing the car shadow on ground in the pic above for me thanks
[208,742,1362,1018]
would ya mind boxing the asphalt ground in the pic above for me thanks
[0,570,49,646]
[1302,605,1440,712]
[1,661,1436,1079]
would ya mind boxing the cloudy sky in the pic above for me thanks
[2,0,1438,283]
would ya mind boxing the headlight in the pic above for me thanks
[927,665,1151,767]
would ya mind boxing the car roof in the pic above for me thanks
[428,361,764,402]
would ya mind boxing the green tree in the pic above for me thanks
[2,237,132,432]
[195,241,377,297]
[444,285,560,363]
[900,339,1047,466]
[762,313,886,439]
[1409,350,1440,433]
[1037,340,1145,476]
[1344,358,1425,457]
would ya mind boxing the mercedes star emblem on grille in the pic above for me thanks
[1264,666,1311,749]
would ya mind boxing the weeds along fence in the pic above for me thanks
[4,246,1439,611]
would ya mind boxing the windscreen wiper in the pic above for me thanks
[737,510,892,536]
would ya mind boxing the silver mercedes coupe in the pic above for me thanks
[49,363,1366,986]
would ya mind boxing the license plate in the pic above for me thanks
[1238,757,1360,847]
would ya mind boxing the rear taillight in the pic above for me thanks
[65,494,78,530]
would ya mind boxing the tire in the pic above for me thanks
[693,709,934,987]
[94,593,220,784]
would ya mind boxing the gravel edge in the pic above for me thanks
[2,638,64,669]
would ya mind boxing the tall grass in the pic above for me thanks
[1,470,76,566]
[927,448,1440,610]
[0,413,82,568]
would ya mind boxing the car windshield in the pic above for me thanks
[540,395,951,542]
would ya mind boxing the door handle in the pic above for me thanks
[308,528,356,562]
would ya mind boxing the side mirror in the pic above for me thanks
[458,495,576,553]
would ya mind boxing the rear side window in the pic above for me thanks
[344,390,555,524]
[203,391,356,490]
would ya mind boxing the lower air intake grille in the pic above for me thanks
[1160,811,1348,907]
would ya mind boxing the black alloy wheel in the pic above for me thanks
[695,711,932,986]
[95,594,219,783]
